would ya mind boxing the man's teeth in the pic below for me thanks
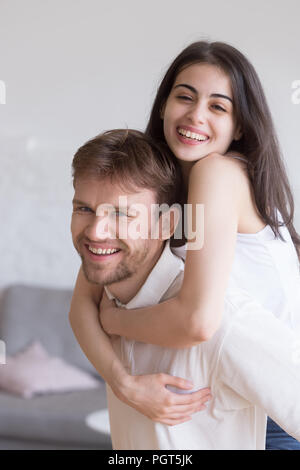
[178,128,209,141]
[88,246,119,255]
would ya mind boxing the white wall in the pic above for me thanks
[0,0,299,290]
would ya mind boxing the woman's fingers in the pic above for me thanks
[159,374,211,399]
[122,373,212,425]
[169,400,210,415]
[160,374,194,390]
[165,387,212,406]
[156,417,192,426]
[159,399,210,419]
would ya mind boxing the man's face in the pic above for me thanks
[71,177,163,286]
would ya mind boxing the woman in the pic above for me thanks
[69,41,300,448]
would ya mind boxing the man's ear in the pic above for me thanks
[158,206,181,240]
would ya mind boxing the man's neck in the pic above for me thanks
[106,244,165,305]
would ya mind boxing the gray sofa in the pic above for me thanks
[0,284,112,450]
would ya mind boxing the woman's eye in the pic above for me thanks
[212,104,226,112]
[177,95,193,101]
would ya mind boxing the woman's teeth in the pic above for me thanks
[88,246,119,255]
[178,128,209,141]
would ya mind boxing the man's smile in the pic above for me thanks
[84,243,123,261]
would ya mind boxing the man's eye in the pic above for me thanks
[75,206,92,213]
[114,210,128,217]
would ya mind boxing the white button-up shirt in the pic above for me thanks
[105,241,300,450]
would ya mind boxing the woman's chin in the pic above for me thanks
[175,150,210,163]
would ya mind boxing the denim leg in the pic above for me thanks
[266,417,300,450]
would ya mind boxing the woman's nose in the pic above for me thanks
[186,102,206,124]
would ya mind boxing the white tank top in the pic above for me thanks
[171,221,300,333]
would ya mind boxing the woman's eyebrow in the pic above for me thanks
[211,93,233,103]
[173,84,233,103]
[173,83,197,93]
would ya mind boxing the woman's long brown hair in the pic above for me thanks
[145,41,300,259]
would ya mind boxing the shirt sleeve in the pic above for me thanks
[217,295,300,441]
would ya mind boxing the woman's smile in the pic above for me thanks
[162,63,241,162]
[176,126,210,145]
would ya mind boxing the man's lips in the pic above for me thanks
[84,244,122,262]
[85,243,121,250]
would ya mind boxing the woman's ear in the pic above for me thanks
[234,126,242,141]
[160,102,166,120]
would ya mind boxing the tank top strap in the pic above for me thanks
[229,155,248,164]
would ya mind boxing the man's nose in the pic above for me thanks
[84,215,116,241]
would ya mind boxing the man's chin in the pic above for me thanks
[81,260,130,286]
[81,261,107,285]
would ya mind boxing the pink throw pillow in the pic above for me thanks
[0,341,101,398]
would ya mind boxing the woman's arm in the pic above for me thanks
[68,266,127,389]
[100,153,246,346]
[69,266,212,424]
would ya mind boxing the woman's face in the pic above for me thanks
[162,63,241,163]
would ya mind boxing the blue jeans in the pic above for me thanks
[266,417,300,450]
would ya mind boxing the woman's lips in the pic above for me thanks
[176,128,210,146]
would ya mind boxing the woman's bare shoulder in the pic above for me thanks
[191,152,249,186]
[191,153,265,232]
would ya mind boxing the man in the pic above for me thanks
[70,129,300,450]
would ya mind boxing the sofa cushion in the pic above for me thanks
[0,341,101,398]
[0,284,101,378]
[0,388,111,448]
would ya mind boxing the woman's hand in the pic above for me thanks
[100,292,212,425]
[112,373,212,426]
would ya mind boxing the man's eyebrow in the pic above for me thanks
[72,199,90,206]
[72,199,130,211]
[173,84,233,103]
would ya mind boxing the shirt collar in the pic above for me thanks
[104,240,184,309]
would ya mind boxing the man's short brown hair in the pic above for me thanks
[72,129,184,207]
